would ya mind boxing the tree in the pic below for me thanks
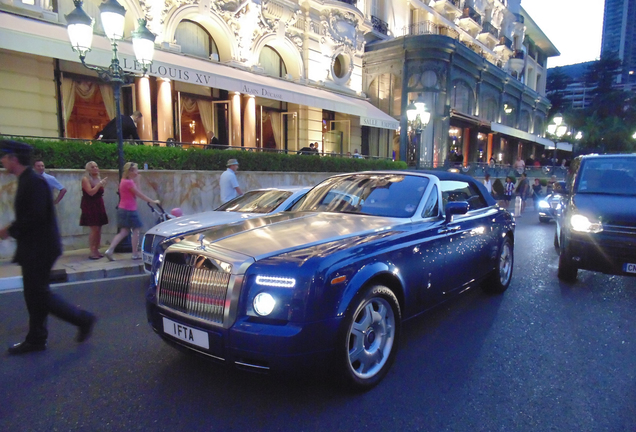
[546,67,572,119]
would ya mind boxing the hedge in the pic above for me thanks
[11,138,408,172]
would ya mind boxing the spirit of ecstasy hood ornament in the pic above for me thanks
[196,234,206,251]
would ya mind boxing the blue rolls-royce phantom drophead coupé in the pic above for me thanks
[146,170,515,390]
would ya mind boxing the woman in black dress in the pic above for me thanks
[80,161,108,259]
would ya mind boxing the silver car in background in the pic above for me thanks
[142,186,311,272]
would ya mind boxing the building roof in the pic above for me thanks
[520,6,560,58]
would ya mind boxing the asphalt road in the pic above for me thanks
[1,211,635,431]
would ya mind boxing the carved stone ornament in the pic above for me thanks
[321,10,363,50]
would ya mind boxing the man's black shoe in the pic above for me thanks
[7,341,47,355]
[76,314,97,343]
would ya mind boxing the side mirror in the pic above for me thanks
[444,201,469,224]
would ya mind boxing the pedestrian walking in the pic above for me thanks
[80,161,109,260]
[516,173,530,214]
[97,111,143,143]
[104,162,159,261]
[502,176,514,209]
[219,158,243,204]
[0,140,96,354]
[33,159,67,204]
[483,173,493,194]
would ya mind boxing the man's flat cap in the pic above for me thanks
[0,140,33,156]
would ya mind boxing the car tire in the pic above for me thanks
[558,246,578,282]
[336,285,401,391]
[553,231,559,250]
[483,236,514,294]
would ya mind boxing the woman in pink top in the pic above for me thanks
[105,162,159,261]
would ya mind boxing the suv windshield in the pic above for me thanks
[576,158,636,195]
[216,190,292,213]
[293,173,429,218]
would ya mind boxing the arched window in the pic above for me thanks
[519,110,531,132]
[481,97,498,122]
[259,46,287,78]
[368,74,402,116]
[175,20,219,59]
[451,81,474,115]
[534,116,544,135]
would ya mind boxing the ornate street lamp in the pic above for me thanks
[546,113,567,167]
[66,0,155,180]
[406,94,431,168]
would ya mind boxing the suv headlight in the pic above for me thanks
[538,200,550,209]
[570,214,603,233]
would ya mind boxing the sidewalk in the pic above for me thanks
[0,249,146,292]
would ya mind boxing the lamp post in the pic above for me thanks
[546,113,567,167]
[406,94,431,168]
[66,0,155,180]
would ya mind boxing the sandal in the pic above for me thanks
[131,255,142,260]
[88,256,101,260]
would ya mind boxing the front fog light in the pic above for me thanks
[253,292,276,316]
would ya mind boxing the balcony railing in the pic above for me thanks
[338,0,357,5]
[513,50,525,59]
[404,21,437,36]
[481,21,499,39]
[462,6,482,25]
[371,15,388,35]
[497,36,513,49]
[514,13,524,23]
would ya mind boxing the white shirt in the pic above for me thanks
[42,172,65,191]
[483,178,492,193]
[219,168,240,203]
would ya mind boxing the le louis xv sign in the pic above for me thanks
[121,57,285,102]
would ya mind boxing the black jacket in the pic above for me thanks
[99,115,140,141]
[8,167,62,265]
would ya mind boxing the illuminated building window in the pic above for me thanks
[259,46,287,78]
[175,20,219,60]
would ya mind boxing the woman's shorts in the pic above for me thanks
[116,208,143,229]
[503,195,512,202]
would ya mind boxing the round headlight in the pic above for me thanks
[253,292,276,316]
[538,200,550,209]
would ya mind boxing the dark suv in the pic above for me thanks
[555,154,636,281]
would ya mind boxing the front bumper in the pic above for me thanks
[565,230,636,276]
[146,300,342,373]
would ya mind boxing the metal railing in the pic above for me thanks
[461,6,482,25]
[371,15,389,35]
[481,21,499,39]
[497,36,513,49]
[0,134,394,161]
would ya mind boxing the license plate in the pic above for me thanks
[162,317,209,349]
[625,263,636,274]
[143,252,153,265]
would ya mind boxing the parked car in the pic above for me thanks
[141,186,311,272]
[145,171,515,390]
[537,181,566,223]
[555,154,636,282]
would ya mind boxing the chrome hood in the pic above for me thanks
[184,212,407,260]
[146,211,263,237]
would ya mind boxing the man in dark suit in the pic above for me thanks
[0,140,96,355]
[97,111,143,142]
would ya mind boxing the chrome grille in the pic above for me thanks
[158,256,231,324]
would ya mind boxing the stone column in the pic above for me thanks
[230,92,242,147]
[157,78,173,143]
[135,76,152,142]
[243,94,256,148]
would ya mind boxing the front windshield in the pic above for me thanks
[576,158,636,195]
[216,190,292,213]
[293,174,429,218]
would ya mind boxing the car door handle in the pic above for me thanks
[438,226,461,234]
